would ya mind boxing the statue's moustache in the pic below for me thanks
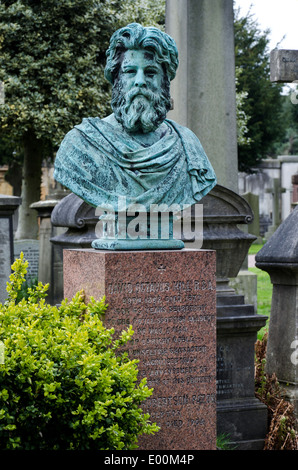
[126,87,155,104]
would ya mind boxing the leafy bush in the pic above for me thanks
[0,253,159,450]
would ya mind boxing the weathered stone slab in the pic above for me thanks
[0,195,21,303]
[14,239,39,282]
[63,248,217,450]
[0,217,12,303]
[270,49,298,83]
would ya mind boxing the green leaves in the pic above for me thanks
[234,8,286,171]
[0,0,166,149]
[0,254,158,450]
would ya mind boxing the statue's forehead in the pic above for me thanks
[121,49,157,66]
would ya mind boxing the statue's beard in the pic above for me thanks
[111,79,171,134]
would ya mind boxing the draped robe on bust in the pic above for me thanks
[54,117,217,211]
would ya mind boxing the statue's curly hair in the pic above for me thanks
[104,23,179,85]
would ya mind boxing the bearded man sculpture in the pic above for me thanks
[54,23,217,249]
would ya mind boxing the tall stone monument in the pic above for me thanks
[54,23,217,450]
[165,0,238,193]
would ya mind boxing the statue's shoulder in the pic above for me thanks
[165,119,200,142]
[74,116,104,131]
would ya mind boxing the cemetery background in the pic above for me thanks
[0,0,298,450]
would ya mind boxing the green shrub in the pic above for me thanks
[0,253,159,450]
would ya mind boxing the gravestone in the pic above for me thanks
[63,248,217,450]
[53,23,218,450]
[0,216,12,300]
[242,192,262,243]
[14,239,39,283]
[0,195,21,303]
[264,178,286,240]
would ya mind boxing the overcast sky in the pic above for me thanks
[234,0,298,50]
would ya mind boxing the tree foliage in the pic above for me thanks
[234,8,286,172]
[0,0,118,150]
[0,0,165,237]
[272,89,298,156]
[0,0,165,150]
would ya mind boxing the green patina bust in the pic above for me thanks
[54,23,217,250]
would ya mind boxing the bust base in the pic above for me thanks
[91,238,185,250]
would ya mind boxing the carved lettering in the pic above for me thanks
[104,263,215,446]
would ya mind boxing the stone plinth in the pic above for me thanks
[216,294,268,448]
[63,248,217,450]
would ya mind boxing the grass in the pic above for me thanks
[248,242,272,339]
[248,243,265,255]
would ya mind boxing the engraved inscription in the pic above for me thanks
[105,272,216,432]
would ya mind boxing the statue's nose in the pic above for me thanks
[134,69,146,87]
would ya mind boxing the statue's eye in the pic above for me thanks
[123,68,136,75]
[145,69,157,78]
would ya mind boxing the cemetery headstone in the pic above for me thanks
[53,23,218,450]
[265,178,286,240]
[14,239,39,283]
[0,195,21,303]
[242,192,262,243]
[64,248,217,450]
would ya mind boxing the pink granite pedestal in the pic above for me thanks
[63,248,216,450]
